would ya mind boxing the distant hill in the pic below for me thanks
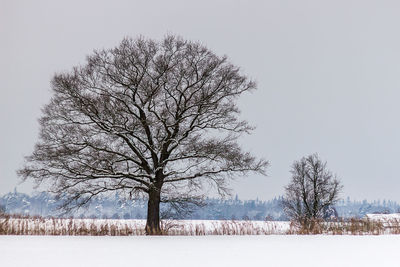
[1,190,399,220]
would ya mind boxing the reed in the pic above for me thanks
[1,213,399,236]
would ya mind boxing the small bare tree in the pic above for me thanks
[18,35,268,235]
[282,154,342,228]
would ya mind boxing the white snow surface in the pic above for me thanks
[366,213,400,220]
[1,235,399,267]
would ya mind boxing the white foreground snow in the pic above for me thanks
[1,235,399,267]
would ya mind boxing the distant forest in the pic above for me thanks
[1,190,399,221]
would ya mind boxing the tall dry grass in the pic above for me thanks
[1,213,399,236]
[0,214,283,236]
[161,219,283,235]
[286,218,400,235]
[0,214,146,236]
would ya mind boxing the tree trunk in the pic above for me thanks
[145,189,161,235]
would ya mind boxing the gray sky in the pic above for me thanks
[1,0,400,202]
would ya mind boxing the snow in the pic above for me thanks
[1,235,399,267]
[366,213,400,220]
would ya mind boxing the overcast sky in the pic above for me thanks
[1,0,400,202]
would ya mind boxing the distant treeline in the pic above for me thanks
[1,191,399,220]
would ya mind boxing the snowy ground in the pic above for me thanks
[366,213,400,220]
[1,235,399,267]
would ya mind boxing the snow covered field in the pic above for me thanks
[366,213,400,221]
[1,235,399,267]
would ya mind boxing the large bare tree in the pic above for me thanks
[282,154,342,227]
[18,36,268,234]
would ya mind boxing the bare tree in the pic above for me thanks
[282,154,342,227]
[18,35,268,235]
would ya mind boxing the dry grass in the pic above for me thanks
[287,218,400,235]
[0,214,146,236]
[161,219,284,235]
[0,214,283,236]
[1,213,399,236]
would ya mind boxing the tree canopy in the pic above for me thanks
[19,35,268,234]
[283,154,342,228]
